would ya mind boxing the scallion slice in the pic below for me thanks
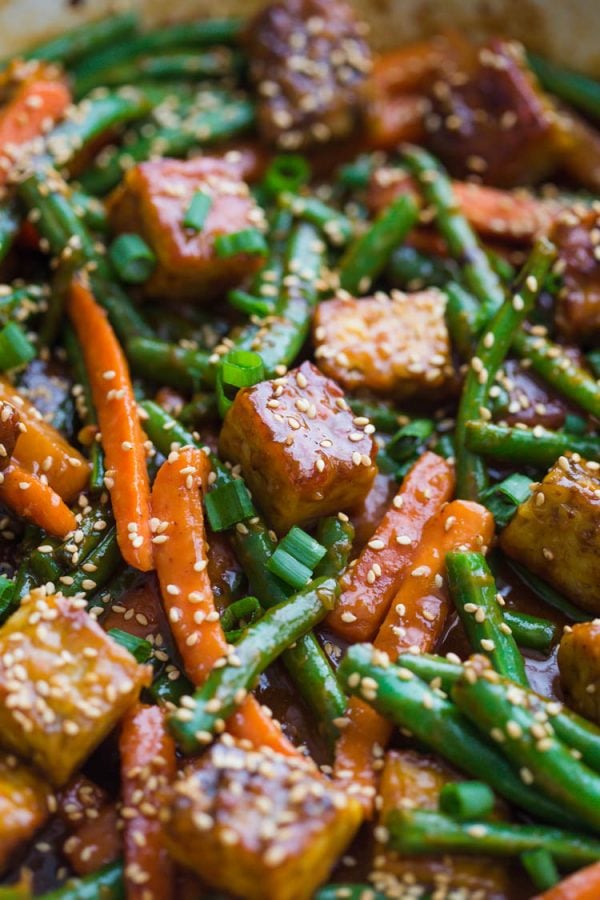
[481,473,533,528]
[183,191,212,231]
[279,526,327,571]
[214,228,268,258]
[109,233,156,283]
[520,848,560,891]
[439,781,495,821]
[204,478,255,532]
[263,154,311,196]
[267,547,313,590]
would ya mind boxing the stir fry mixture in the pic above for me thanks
[1,2,600,898]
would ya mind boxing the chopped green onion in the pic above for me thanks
[278,526,327,571]
[263,154,311,196]
[109,233,156,283]
[439,781,495,820]
[204,479,255,532]
[387,419,435,463]
[481,473,533,528]
[267,547,313,590]
[222,350,265,389]
[183,192,212,231]
[108,628,153,664]
[520,848,560,891]
[337,155,375,190]
[0,322,36,370]
[214,228,268,258]
[217,349,265,417]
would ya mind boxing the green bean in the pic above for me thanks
[465,420,600,468]
[445,282,480,360]
[528,53,600,123]
[169,577,337,751]
[447,552,529,685]
[87,49,244,92]
[40,859,124,899]
[339,644,578,828]
[140,400,347,743]
[64,325,105,493]
[62,527,122,601]
[512,330,600,419]
[454,238,556,500]
[79,93,254,194]
[0,284,47,325]
[347,397,406,434]
[452,668,600,833]
[227,290,274,318]
[230,222,326,376]
[387,244,458,290]
[315,888,386,900]
[402,147,505,318]
[47,87,168,168]
[339,195,418,294]
[313,516,355,579]
[16,13,138,68]
[503,610,559,653]
[505,557,590,623]
[127,338,210,391]
[220,596,262,634]
[386,808,600,867]
[71,191,108,234]
[71,18,242,97]
[279,191,354,246]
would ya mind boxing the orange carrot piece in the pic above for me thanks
[327,452,455,642]
[366,168,562,244]
[0,61,70,188]
[67,277,153,571]
[533,861,600,900]
[151,447,297,757]
[120,704,176,900]
[0,378,89,503]
[334,499,494,815]
[0,463,76,537]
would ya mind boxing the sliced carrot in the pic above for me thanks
[533,861,600,900]
[67,276,153,571]
[327,452,455,642]
[334,499,494,815]
[151,446,297,757]
[0,463,76,537]
[120,703,176,900]
[0,60,70,188]
[366,168,562,244]
[0,378,89,503]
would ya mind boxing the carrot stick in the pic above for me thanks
[366,169,562,244]
[119,704,176,900]
[0,60,70,188]
[533,861,600,900]
[0,462,76,537]
[67,276,153,571]
[151,446,297,757]
[334,499,494,815]
[0,378,89,503]
[326,452,455,642]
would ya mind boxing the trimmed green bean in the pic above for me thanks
[529,53,600,123]
[465,420,600,468]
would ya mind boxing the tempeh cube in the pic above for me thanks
[0,589,150,785]
[501,454,600,614]
[108,156,267,301]
[219,361,377,533]
[558,622,600,725]
[313,290,452,398]
[163,740,362,900]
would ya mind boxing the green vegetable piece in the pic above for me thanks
[109,233,156,284]
[183,192,212,231]
[439,781,495,820]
